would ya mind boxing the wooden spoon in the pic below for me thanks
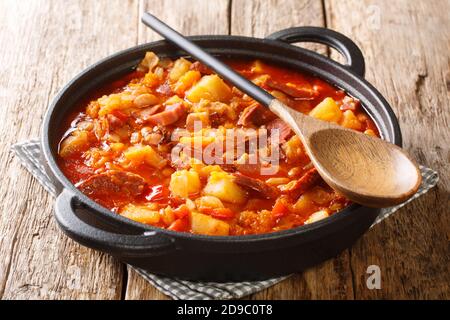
[141,13,421,208]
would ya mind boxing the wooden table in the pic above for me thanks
[0,0,448,300]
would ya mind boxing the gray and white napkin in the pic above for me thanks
[11,139,439,300]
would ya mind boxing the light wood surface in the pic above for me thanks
[0,0,448,299]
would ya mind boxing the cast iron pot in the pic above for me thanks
[42,27,402,281]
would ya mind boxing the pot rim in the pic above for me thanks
[42,34,401,243]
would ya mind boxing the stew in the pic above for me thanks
[57,52,379,236]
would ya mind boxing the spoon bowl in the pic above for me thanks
[306,128,421,207]
[269,99,422,207]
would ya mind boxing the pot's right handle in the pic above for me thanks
[55,189,176,257]
[266,27,365,77]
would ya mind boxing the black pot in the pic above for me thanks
[42,27,401,281]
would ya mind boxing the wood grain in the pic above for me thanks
[0,0,447,300]
[231,0,328,54]
[325,0,450,299]
[0,0,140,299]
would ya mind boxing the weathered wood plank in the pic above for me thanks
[0,0,140,299]
[124,0,231,300]
[231,0,354,300]
[1,0,447,300]
[325,0,450,299]
[231,0,328,54]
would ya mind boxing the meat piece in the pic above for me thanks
[146,103,186,126]
[156,82,173,96]
[76,170,146,199]
[266,118,293,142]
[233,173,279,200]
[237,103,274,127]
[106,114,124,130]
[190,61,212,75]
[133,105,162,122]
[141,125,171,145]
[278,168,320,197]
[266,76,318,99]
[340,96,360,111]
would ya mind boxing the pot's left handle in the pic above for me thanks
[266,26,365,77]
[55,189,176,257]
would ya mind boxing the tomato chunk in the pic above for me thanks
[168,217,189,232]
[272,198,289,218]
[200,207,235,219]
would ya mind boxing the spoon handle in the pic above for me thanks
[141,12,274,106]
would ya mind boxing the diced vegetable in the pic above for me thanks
[292,193,315,214]
[186,75,232,103]
[169,169,201,198]
[186,112,210,131]
[308,186,332,205]
[200,207,235,219]
[341,110,362,130]
[120,204,160,224]
[134,93,159,108]
[309,97,343,123]
[364,129,377,136]
[160,207,176,226]
[195,196,224,209]
[190,211,230,236]
[143,72,160,87]
[271,197,290,218]
[173,70,201,95]
[305,210,329,224]
[168,217,190,232]
[59,130,90,157]
[137,52,159,73]
[203,171,246,204]
[250,60,266,74]
[122,145,167,169]
[97,93,134,116]
[283,135,305,164]
[169,58,192,82]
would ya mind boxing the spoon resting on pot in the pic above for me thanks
[141,13,421,208]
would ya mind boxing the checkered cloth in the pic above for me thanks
[11,139,439,300]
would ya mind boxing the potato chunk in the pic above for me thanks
[122,145,166,169]
[173,70,201,95]
[186,75,232,103]
[309,97,343,123]
[120,204,160,224]
[190,211,230,236]
[203,171,246,204]
[169,169,201,198]
[195,195,224,209]
[169,58,192,82]
[59,130,90,157]
[283,135,305,164]
[341,110,362,130]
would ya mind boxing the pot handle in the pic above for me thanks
[266,27,365,77]
[54,189,176,257]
